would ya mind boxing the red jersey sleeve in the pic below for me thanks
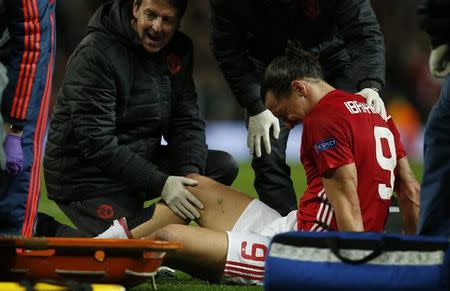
[304,111,354,176]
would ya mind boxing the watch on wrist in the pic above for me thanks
[8,123,23,134]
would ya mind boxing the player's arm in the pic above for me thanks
[321,163,364,232]
[395,157,420,234]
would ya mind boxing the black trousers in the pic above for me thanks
[50,148,238,237]
[252,50,356,216]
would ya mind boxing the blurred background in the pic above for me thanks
[51,0,443,164]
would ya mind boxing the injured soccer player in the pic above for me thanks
[96,42,420,285]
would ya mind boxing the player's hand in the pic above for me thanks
[161,176,204,220]
[429,44,450,78]
[4,133,24,175]
[358,88,388,121]
[248,109,280,158]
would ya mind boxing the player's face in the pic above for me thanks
[265,90,304,129]
[133,0,179,53]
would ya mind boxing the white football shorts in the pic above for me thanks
[222,199,298,285]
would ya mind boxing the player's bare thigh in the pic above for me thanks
[186,174,254,231]
[147,224,228,281]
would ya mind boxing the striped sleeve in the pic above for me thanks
[1,0,49,125]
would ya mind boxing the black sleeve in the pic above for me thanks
[64,46,168,198]
[417,0,450,47]
[209,0,265,115]
[165,38,208,176]
[336,0,386,91]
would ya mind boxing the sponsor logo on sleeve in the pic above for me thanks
[314,138,337,153]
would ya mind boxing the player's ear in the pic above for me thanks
[133,1,139,18]
[291,80,306,98]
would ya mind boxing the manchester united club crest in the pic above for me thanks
[96,204,114,220]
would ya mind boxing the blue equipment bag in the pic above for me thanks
[264,231,449,290]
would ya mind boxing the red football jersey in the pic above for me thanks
[297,90,406,232]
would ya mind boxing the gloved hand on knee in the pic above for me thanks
[161,176,204,220]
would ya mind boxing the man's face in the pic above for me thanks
[265,90,305,129]
[133,0,179,53]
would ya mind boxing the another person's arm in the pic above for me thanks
[209,0,279,157]
[165,34,207,178]
[337,0,387,119]
[162,35,208,220]
[337,0,385,92]
[417,0,450,78]
[321,164,364,232]
[395,157,420,234]
[209,0,262,115]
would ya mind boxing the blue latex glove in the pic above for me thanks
[4,133,24,175]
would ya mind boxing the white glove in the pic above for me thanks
[357,88,388,121]
[248,109,280,158]
[161,176,203,220]
[429,44,450,78]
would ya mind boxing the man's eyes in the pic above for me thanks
[145,11,157,19]
[145,11,177,24]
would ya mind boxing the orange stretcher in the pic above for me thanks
[0,236,181,286]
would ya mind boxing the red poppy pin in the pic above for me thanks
[167,53,182,75]
[301,0,320,19]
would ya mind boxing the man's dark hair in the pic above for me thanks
[134,0,187,19]
[261,40,323,100]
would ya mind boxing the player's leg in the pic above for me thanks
[129,174,255,238]
[146,224,228,281]
[187,174,254,231]
[128,203,185,239]
[146,224,271,285]
[99,175,278,239]
[35,201,185,238]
